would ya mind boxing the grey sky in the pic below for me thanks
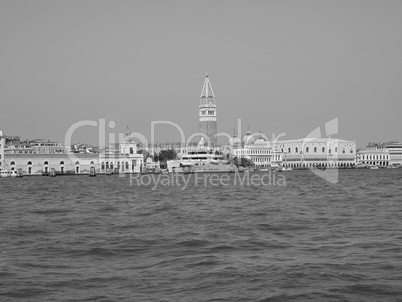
[1,0,401,147]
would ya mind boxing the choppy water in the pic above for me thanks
[1,169,402,301]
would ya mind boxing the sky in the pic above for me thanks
[1,0,401,148]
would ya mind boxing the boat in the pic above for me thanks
[355,163,368,169]
[89,166,96,177]
[1,170,23,178]
[167,144,234,173]
[49,168,57,177]
[370,165,379,170]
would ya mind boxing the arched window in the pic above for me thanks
[329,149,332,154]
[75,161,80,165]
[342,149,345,154]
[90,161,94,165]
[44,161,48,165]
[60,161,64,165]
[335,147,338,153]
[306,147,309,153]
[288,148,291,153]
[10,161,15,165]
[350,149,353,153]
[322,147,325,153]
[295,147,298,153]
[27,161,32,165]
[314,147,317,153]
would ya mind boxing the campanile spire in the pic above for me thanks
[199,73,217,146]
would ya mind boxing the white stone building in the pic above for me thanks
[357,149,390,167]
[357,142,402,167]
[1,130,143,175]
[277,138,356,168]
[230,130,356,169]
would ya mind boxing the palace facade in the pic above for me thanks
[230,130,357,168]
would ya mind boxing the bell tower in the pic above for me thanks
[199,73,217,146]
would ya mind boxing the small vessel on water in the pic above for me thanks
[49,168,57,177]
[0,170,23,178]
[89,166,96,177]
[281,152,292,171]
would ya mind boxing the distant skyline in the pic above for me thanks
[1,0,401,148]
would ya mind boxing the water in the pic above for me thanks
[1,169,402,301]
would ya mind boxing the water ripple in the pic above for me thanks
[1,169,402,301]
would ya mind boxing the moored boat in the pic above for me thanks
[89,166,96,177]
[167,144,233,173]
[1,170,23,178]
[49,168,57,177]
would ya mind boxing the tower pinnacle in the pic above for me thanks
[200,73,215,99]
[198,73,217,146]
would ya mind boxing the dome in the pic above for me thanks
[254,137,266,146]
[242,131,255,145]
[229,136,242,146]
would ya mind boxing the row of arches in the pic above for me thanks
[287,162,355,168]
[361,161,388,166]
[10,160,94,165]
[288,147,354,154]
[8,160,95,174]
[360,154,389,160]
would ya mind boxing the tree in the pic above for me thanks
[137,150,149,161]
[233,156,254,167]
[157,149,177,169]
[158,149,177,162]
[152,153,159,162]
